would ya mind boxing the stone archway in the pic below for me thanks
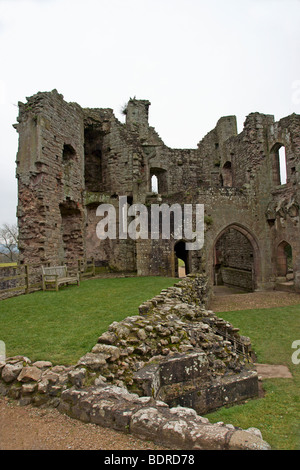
[212,224,261,291]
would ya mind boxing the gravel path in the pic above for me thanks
[1,288,299,450]
[209,287,300,312]
[0,396,166,450]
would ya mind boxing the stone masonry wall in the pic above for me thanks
[15,90,85,268]
[14,91,300,293]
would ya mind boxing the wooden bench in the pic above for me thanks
[42,265,80,291]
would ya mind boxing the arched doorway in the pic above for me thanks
[213,224,260,291]
[174,240,190,278]
[276,241,293,281]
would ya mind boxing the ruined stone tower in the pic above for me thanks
[14,90,300,293]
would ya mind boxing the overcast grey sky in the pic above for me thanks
[0,0,299,227]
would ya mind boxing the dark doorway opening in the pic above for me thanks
[174,240,190,277]
[221,161,233,187]
[84,127,103,192]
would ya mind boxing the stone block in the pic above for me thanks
[159,352,208,386]
[1,363,23,383]
[17,366,42,383]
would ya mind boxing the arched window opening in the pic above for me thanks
[84,126,103,192]
[271,143,287,186]
[279,146,287,185]
[150,168,167,194]
[151,175,158,193]
[221,161,232,187]
[276,241,293,282]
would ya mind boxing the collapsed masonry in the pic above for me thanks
[14,90,300,293]
[77,275,258,413]
[0,275,269,450]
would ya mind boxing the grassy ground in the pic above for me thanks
[0,276,177,364]
[204,304,300,450]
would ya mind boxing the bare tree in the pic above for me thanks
[0,223,18,262]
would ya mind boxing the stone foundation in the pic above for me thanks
[134,355,259,414]
[0,358,269,450]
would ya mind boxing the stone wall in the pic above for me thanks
[220,268,253,291]
[0,275,270,450]
[14,91,300,293]
[15,90,85,268]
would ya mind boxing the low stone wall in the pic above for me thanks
[0,274,271,450]
[221,267,253,291]
[78,274,258,410]
[0,356,270,450]
[134,356,259,415]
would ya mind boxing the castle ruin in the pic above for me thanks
[14,89,300,294]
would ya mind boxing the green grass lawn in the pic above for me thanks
[204,304,300,450]
[0,276,177,365]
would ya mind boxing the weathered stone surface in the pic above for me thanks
[37,379,49,394]
[91,344,120,361]
[10,89,300,300]
[130,407,168,440]
[17,366,42,383]
[32,361,53,369]
[159,352,208,386]
[187,422,232,450]
[228,430,271,450]
[21,382,37,394]
[6,356,31,365]
[97,331,118,345]
[68,368,87,387]
[41,370,59,384]
[1,363,23,383]
[246,427,263,439]
[77,353,108,370]
[161,419,189,448]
